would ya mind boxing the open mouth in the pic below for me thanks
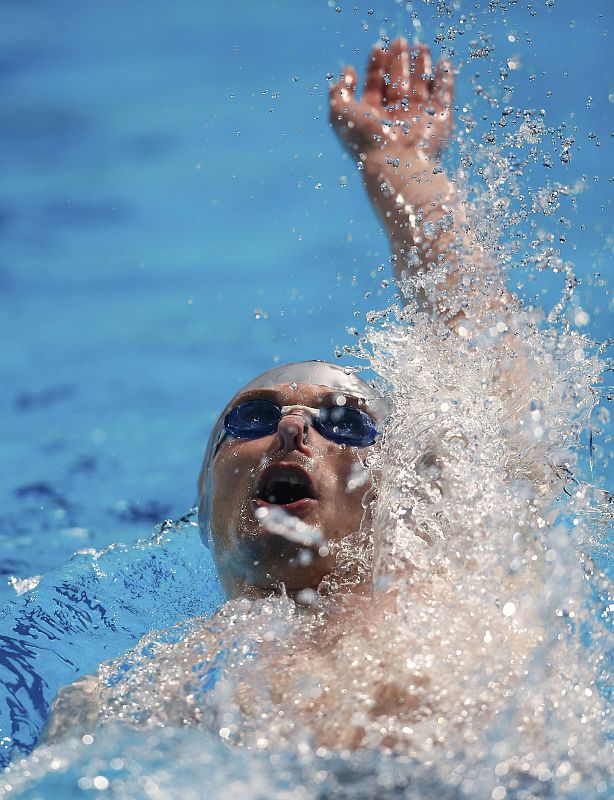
[254,463,318,510]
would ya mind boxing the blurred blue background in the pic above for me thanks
[1,0,612,599]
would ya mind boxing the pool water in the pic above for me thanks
[1,0,612,797]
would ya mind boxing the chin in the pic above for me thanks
[240,532,327,591]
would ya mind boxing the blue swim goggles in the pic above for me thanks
[224,399,378,447]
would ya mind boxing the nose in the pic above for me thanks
[275,413,312,455]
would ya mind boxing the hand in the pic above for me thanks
[329,38,454,163]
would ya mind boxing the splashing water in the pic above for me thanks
[3,300,611,797]
[2,4,613,800]
[7,214,611,798]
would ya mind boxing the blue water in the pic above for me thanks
[1,0,612,790]
[0,515,223,763]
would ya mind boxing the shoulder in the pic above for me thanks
[37,673,100,746]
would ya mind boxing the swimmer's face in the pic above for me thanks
[207,383,376,597]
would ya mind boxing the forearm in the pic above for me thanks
[362,151,458,257]
[362,148,534,427]
[361,151,507,323]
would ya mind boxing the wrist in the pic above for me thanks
[362,148,451,202]
[361,143,439,178]
[360,150,454,243]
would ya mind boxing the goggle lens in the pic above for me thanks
[224,399,281,439]
[315,406,376,446]
[224,399,377,447]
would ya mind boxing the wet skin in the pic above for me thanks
[208,383,376,597]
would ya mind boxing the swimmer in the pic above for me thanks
[197,37,516,599]
[41,39,545,748]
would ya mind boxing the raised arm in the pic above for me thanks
[329,40,552,501]
[329,38,509,325]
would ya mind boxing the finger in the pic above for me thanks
[343,65,358,98]
[363,46,386,106]
[428,60,454,156]
[431,59,454,132]
[386,37,410,107]
[329,66,358,120]
[431,59,454,110]
[410,43,432,105]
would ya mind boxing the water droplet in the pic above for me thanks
[573,308,590,327]
[573,348,585,362]
[595,406,610,425]
[502,601,516,617]
[93,775,110,791]
[297,588,317,605]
